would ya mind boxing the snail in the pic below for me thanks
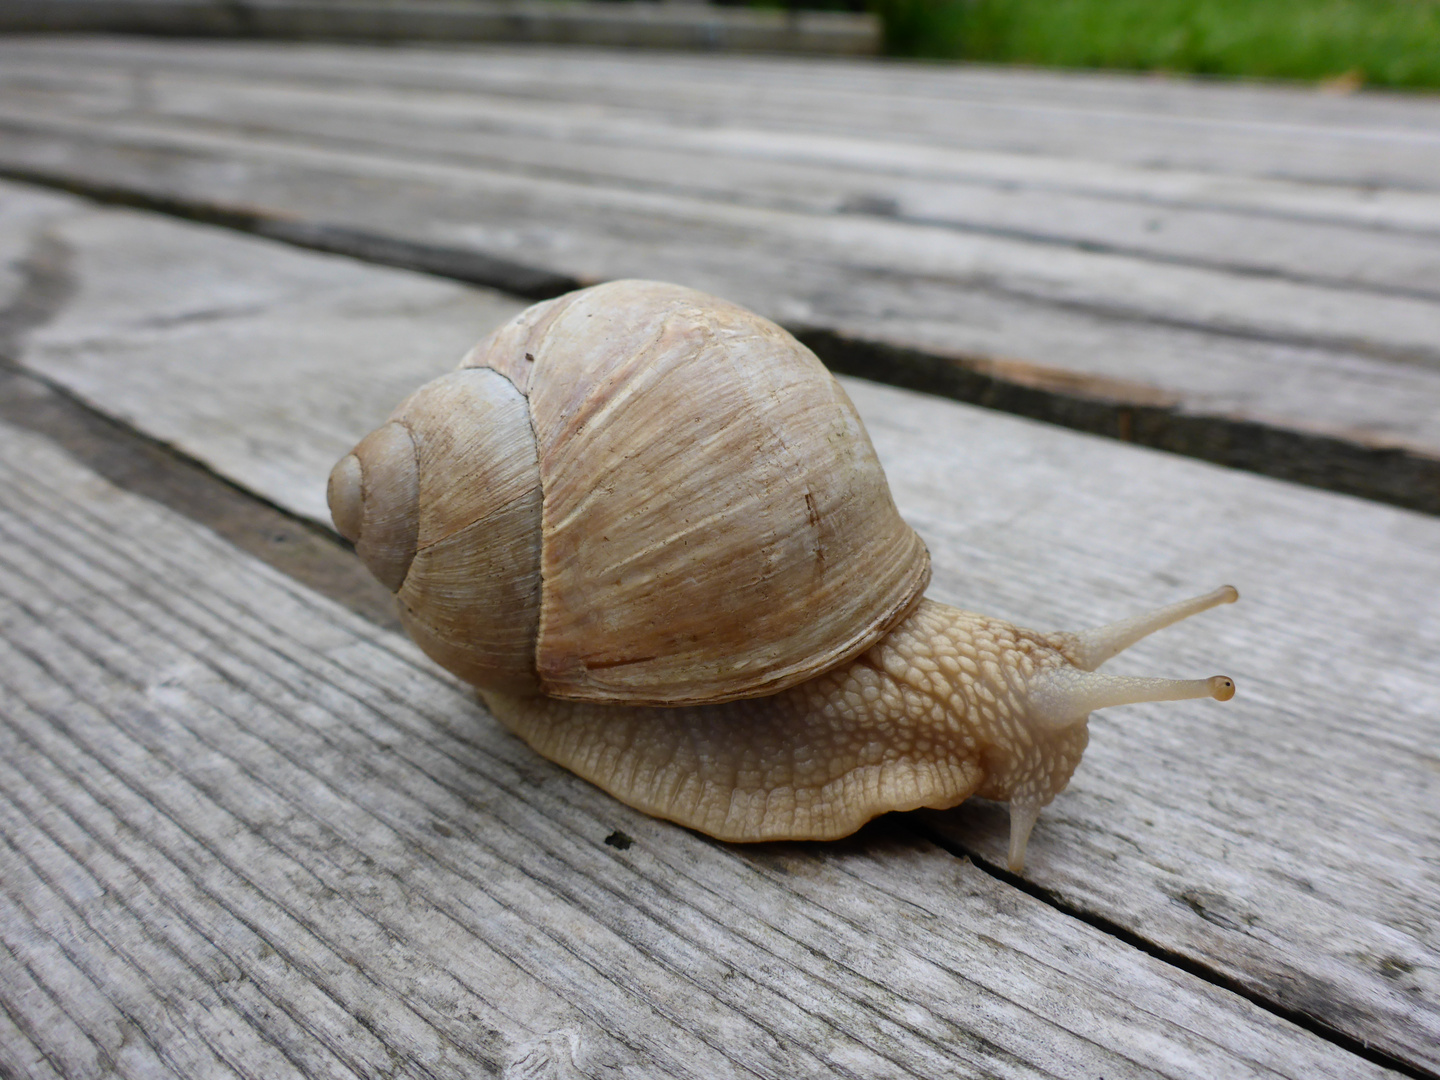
[328,279,1236,871]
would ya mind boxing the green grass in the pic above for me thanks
[871,0,1440,90]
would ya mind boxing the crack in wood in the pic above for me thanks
[800,325,1440,516]
[914,822,1437,1080]
[3,163,1435,516]
[0,369,400,632]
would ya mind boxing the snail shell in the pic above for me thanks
[330,279,929,704]
[330,280,1235,871]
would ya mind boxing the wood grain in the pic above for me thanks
[5,129,1440,514]
[3,64,1435,356]
[0,418,1398,1078]
[7,36,1440,186]
[0,181,528,526]
[4,54,1439,291]
[2,180,1436,1072]
[1,36,1439,497]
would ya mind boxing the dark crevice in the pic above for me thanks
[0,368,401,633]
[110,106,1440,303]
[801,326,1440,516]
[912,821,1435,1080]
[0,163,586,302]
[4,162,1434,516]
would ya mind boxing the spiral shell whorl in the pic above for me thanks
[326,421,420,592]
[328,367,544,696]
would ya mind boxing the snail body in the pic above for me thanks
[330,280,1235,871]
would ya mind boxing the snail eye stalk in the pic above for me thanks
[1066,586,1238,672]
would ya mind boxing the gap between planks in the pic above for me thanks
[7,36,1440,185]
[2,38,1439,508]
[914,822,1434,1080]
[5,54,1439,290]
[4,164,1437,518]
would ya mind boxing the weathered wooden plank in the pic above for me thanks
[2,180,1436,1071]
[5,48,1439,239]
[0,993,66,1080]
[5,36,1440,188]
[17,31,1440,127]
[0,794,286,1079]
[3,36,1439,514]
[0,419,1398,1078]
[3,45,1438,357]
[5,52,1440,288]
[5,113,1440,504]
[0,0,883,56]
[0,366,403,633]
[0,183,527,525]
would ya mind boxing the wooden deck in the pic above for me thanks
[0,37,1436,1079]
[3,36,1440,509]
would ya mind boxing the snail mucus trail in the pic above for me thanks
[328,280,1237,871]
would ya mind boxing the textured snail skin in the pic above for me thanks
[482,594,1236,872]
[484,600,1078,870]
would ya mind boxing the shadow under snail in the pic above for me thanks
[328,279,1236,871]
